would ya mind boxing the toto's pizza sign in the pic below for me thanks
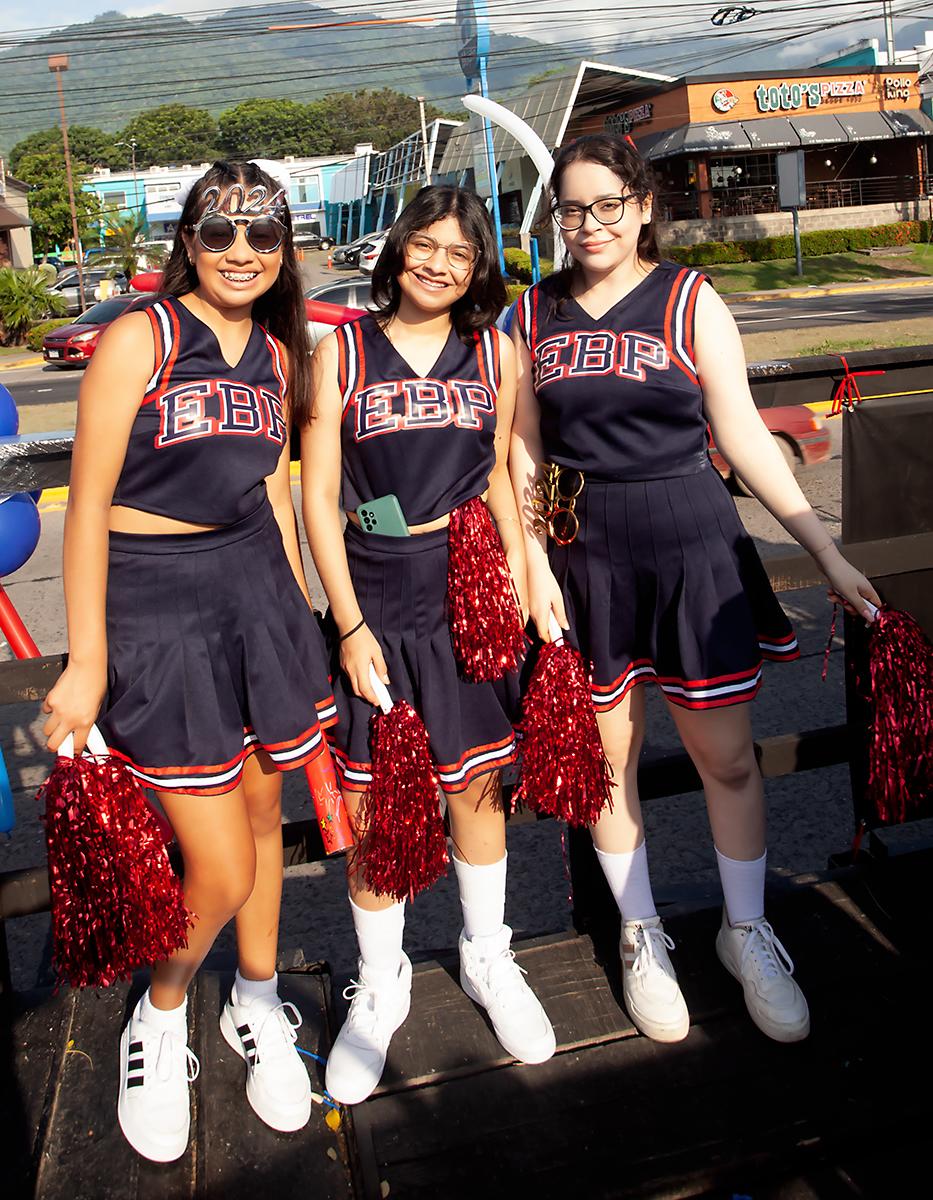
[755,78,867,111]
[711,88,739,113]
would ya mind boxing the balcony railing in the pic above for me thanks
[659,174,933,222]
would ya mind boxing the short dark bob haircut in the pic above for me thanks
[160,160,313,427]
[370,185,506,340]
[546,134,661,310]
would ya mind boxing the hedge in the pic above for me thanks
[667,220,933,267]
[503,246,554,283]
[26,318,72,352]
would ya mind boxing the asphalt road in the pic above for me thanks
[731,285,933,332]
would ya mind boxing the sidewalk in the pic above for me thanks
[723,274,933,303]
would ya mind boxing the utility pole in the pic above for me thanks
[416,97,432,186]
[883,1,896,66]
[47,54,87,311]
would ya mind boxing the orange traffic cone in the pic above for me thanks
[327,251,333,270]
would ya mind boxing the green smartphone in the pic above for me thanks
[356,494,410,537]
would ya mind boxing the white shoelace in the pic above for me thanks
[151,1029,200,1085]
[342,979,388,1041]
[738,920,795,982]
[630,924,676,978]
[482,948,530,1005]
[251,1000,302,1064]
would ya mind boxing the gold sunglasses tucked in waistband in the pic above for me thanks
[531,462,584,546]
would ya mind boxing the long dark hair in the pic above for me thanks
[547,134,661,309]
[370,185,506,341]
[161,160,312,427]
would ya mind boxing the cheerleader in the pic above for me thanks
[511,134,880,1044]
[42,161,334,1159]
[302,186,555,1105]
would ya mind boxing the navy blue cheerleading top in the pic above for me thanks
[111,296,289,525]
[516,261,711,480]
[333,314,501,525]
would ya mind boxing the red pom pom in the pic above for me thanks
[866,605,933,824]
[356,701,448,900]
[447,497,526,682]
[516,640,613,826]
[38,756,191,989]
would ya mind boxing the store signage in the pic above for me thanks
[755,78,866,112]
[606,103,653,134]
[884,77,913,101]
[711,88,739,113]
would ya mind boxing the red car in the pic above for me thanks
[709,406,830,495]
[42,293,157,368]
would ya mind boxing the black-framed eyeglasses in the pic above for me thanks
[551,195,635,231]
[405,232,478,271]
[192,213,286,254]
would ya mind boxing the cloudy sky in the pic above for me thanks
[2,0,927,69]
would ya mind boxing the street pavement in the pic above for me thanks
[730,285,933,332]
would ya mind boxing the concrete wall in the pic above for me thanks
[663,198,933,246]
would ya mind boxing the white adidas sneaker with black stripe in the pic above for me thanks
[220,986,312,1132]
[117,996,200,1162]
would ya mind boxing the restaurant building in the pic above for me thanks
[440,62,933,246]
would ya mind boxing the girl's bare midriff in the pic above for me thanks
[109,506,221,535]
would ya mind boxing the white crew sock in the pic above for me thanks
[715,846,767,926]
[594,841,657,923]
[350,894,406,986]
[140,988,187,1035]
[233,969,278,1006]
[453,852,508,940]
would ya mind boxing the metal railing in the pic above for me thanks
[660,174,933,222]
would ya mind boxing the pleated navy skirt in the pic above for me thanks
[97,500,337,795]
[549,465,798,712]
[328,522,517,794]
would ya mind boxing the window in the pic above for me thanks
[101,190,129,210]
[147,182,182,202]
[294,175,321,205]
[709,154,776,189]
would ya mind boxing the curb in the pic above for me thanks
[0,356,43,371]
[38,466,303,513]
[725,276,933,303]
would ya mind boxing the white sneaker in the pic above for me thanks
[620,916,690,1043]
[220,987,312,1132]
[324,953,412,1105]
[459,925,556,1064]
[117,997,199,1163]
[716,912,811,1043]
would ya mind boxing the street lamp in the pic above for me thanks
[116,136,141,226]
[47,54,87,311]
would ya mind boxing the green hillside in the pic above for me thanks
[0,4,585,155]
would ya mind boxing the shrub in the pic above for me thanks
[503,247,554,282]
[26,318,72,352]
[0,268,66,345]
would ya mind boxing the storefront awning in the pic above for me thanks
[641,121,751,158]
[744,117,800,150]
[836,112,896,142]
[0,202,31,230]
[788,115,851,145]
[881,108,933,136]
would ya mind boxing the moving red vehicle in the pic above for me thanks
[709,406,830,494]
[42,293,157,368]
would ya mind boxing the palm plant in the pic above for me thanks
[103,213,150,280]
[0,268,66,345]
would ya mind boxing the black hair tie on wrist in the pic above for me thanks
[339,618,366,642]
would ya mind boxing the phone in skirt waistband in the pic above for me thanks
[355,494,411,537]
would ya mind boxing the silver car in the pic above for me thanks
[50,269,128,316]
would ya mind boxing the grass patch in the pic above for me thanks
[705,250,931,293]
[796,331,933,356]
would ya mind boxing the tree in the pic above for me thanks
[121,104,218,167]
[15,151,102,256]
[102,213,152,280]
[0,268,66,345]
[218,98,335,158]
[9,126,128,176]
[312,89,450,153]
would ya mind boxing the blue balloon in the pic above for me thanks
[0,382,18,437]
[29,490,42,504]
[0,745,13,834]
[0,493,41,577]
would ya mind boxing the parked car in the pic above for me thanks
[49,269,128,316]
[333,230,389,267]
[34,254,65,274]
[359,233,388,276]
[710,406,830,494]
[293,224,335,252]
[42,292,156,368]
[304,279,369,351]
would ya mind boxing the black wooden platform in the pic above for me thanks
[5,850,931,1199]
